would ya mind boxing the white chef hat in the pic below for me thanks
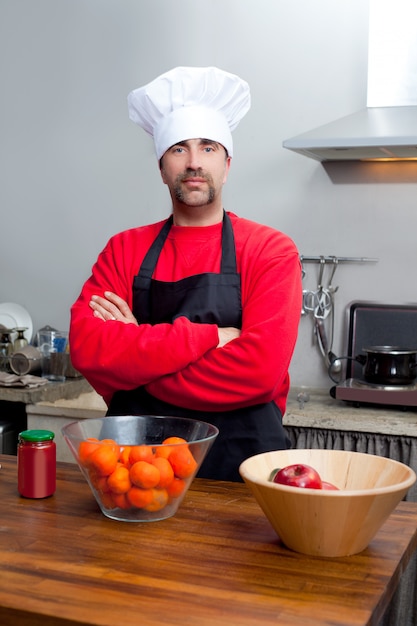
[127,66,251,159]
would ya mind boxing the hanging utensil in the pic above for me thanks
[312,257,332,320]
[300,257,307,316]
[314,317,330,359]
[325,258,342,375]
[313,257,342,375]
[327,256,339,294]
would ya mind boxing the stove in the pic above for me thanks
[330,301,417,408]
[331,378,417,408]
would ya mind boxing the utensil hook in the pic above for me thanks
[300,255,306,280]
[327,257,339,293]
[317,256,326,291]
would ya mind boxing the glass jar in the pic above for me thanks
[0,329,13,371]
[13,327,28,352]
[18,430,56,498]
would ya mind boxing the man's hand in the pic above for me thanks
[89,293,239,343]
[217,327,240,347]
[90,292,138,325]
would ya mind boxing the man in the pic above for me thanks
[70,66,302,481]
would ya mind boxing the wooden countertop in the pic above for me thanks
[1,455,417,626]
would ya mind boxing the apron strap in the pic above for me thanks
[138,211,237,283]
[220,211,237,274]
[139,215,174,285]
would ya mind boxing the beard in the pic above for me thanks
[173,169,215,206]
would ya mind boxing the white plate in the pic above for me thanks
[0,302,33,343]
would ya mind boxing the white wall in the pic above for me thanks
[1,0,416,390]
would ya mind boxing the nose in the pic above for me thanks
[184,143,203,171]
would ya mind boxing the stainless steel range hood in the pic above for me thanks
[283,0,417,162]
[282,107,417,162]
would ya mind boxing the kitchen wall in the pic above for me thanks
[1,0,416,390]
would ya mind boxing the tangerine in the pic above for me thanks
[166,477,186,498]
[162,437,188,448]
[90,472,111,493]
[129,444,155,464]
[127,486,153,509]
[154,445,172,460]
[111,492,131,509]
[107,465,131,494]
[152,456,174,488]
[162,436,188,446]
[156,436,188,459]
[169,447,197,479]
[89,441,119,476]
[78,438,100,467]
[119,446,132,467]
[130,460,160,489]
[99,491,116,510]
[144,488,169,512]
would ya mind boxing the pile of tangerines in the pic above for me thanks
[78,436,198,513]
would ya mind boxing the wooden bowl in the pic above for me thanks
[239,449,416,557]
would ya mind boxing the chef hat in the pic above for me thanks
[127,66,251,159]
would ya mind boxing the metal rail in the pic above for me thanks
[300,256,378,263]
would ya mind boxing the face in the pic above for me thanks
[160,138,231,208]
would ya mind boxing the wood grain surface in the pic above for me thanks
[0,454,416,626]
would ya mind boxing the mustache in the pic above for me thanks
[178,168,209,182]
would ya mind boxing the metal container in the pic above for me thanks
[358,346,417,386]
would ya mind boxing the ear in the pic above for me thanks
[159,160,168,185]
[223,156,232,184]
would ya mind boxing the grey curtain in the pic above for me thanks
[286,426,417,626]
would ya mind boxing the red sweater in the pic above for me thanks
[70,212,301,415]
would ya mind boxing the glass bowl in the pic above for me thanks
[62,414,218,522]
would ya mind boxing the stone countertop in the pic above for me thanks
[285,387,417,438]
[26,388,107,419]
[26,386,417,439]
[0,377,93,405]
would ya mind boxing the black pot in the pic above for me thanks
[356,346,417,385]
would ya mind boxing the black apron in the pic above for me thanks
[107,212,291,481]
